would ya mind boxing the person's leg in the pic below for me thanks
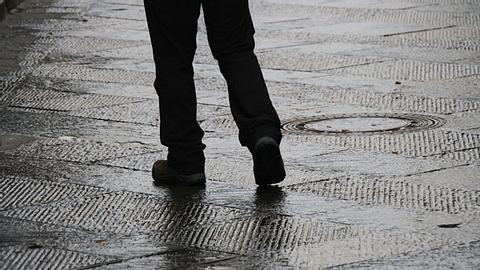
[144,0,205,175]
[202,0,285,185]
[201,0,282,153]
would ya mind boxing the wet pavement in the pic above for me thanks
[1,0,480,269]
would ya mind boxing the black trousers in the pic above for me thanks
[144,0,281,174]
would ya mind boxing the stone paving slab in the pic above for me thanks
[346,45,480,63]
[331,60,480,81]
[401,164,480,191]
[0,216,176,259]
[285,149,465,177]
[9,88,145,112]
[0,246,113,270]
[285,130,480,162]
[0,108,161,146]
[33,36,148,56]
[267,231,451,269]
[253,3,480,26]
[258,29,480,51]
[397,74,480,99]
[287,175,480,215]
[0,153,169,196]
[33,64,155,85]
[259,51,388,74]
[200,78,480,114]
[94,248,239,270]
[6,136,155,163]
[263,0,476,11]
[0,175,105,211]
[152,214,358,255]
[201,223,474,269]
[337,240,480,270]
[0,191,250,234]
[67,100,161,125]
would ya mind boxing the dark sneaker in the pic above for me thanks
[253,137,286,186]
[152,160,206,186]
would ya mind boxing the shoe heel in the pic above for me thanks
[254,137,286,186]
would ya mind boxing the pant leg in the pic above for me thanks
[201,0,282,152]
[144,0,205,174]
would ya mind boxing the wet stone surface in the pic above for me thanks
[1,0,480,269]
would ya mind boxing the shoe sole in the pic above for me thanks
[253,138,286,186]
[152,172,206,186]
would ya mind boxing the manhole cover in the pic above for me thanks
[282,113,446,135]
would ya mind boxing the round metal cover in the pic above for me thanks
[282,113,446,135]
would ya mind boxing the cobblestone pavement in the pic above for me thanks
[1,0,480,269]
